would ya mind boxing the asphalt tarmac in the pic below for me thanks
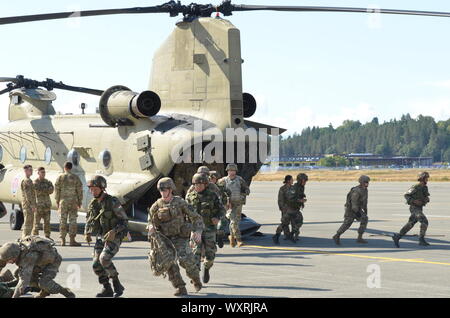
[1,181,450,298]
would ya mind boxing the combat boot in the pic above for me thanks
[228,235,236,248]
[332,234,341,246]
[60,288,76,298]
[283,233,292,241]
[202,266,210,284]
[34,290,50,298]
[60,237,66,246]
[69,236,82,247]
[217,234,224,248]
[96,283,114,297]
[174,286,188,296]
[356,234,368,244]
[112,276,125,297]
[236,240,244,247]
[392,233,401,248]
[291,233,299,243]
[272,233,280,245]
[419,237,430,246]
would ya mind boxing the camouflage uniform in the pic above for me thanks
[85,194,128,286]
[275,183,305,241]
[148,196,204,291]
[55,171,83,240]
[218,174,250,245]
[0,236,74,298]
[277,183,292,238]
[399,184,430,238]
[336,186,369,237]
[0,263,14,298]
[33,178,54,238]
[21,177,37,238]
[215,180,230,240]
[186,188,225,271]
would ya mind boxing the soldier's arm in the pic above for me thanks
[28,180,37,208]
[76,176,83,207]
[213,194,226,219]
[181,200,204,233]
[84,201,98,235]
[240,177,250,196]
[13,253,39,298]
[146,202,160,234]
[47,180,54,195]
[54,176,61,204]
[111,198,128,233]
[404,186,418,205]
[277,188,284,210]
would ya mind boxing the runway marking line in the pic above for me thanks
[244,245,450,266]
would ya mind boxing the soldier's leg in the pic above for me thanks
[92,240,109,284]
[416,211,430,246]
[291,211,303,239]
[68,208,80,245]
[38,254,74,298]
[32,210,42,236]
[203,231,217,270]
[192,234,205,270]
[356,212,369,243]
[233,203,243,244]
[399,213,418,237]
[99,239,121,279]
[336,216,355,235]
[22,208,34,238]
[43,210,51,238]
[173,238,202,291]
[59,210,68,241]
[167,263,186,288]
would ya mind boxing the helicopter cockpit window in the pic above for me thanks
[11,95,21,105]
[19,146,27,163]
[44,147,52,165]
[0,145,3,162]
[99,150,112,168]
[67,149,79,166]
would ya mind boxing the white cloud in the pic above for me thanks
[425,80,450,89]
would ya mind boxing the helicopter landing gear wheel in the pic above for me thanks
[10,209,24,231]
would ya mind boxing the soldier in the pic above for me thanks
[33,167,54,238]
[84,175,128,298]
[273,174,307,244]
[393,172,431,247]
[333,175,370,245]
[218,163,250,247]
[186,173,225,284]
[55,161,83,246]
[272,175,294,244]
[186,166,222,198]
[147,177,204,296]
[0,236,75,298]
[21,165,37,239]
[210,171,229,248]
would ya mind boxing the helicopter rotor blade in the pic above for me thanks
[229,5,450,18]
[0,87,14,95]
[0,5,167,25]
[45,80,104,96]
[0,77,18,83]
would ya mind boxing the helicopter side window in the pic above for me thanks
[67,149,80,166]
[11,95,22,105]
[19,146,27,163]
[44,147,52,165]
[0,145,3,162]
[99,150,112,168]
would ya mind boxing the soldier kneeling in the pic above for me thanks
[0,236,75,298]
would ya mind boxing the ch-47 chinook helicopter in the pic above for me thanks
[0,1,449,235]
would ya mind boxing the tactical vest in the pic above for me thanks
[345,186,358,210]
[19,236,58,265]
[286,184,304,210]
[225,177,242,202]
[152,198,191,238]
[96,196,122,236]
[188,191,215,228]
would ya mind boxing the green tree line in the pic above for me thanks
[280,114,450,162]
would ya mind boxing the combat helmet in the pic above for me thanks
[417,171,430,181]
[297,173,308,182]
[209,171,220,179]
[358,175,370,184]
[157,177,176,191]
[0,242,21,261]
[87,175,107,189]
[197,166,210,174]
[226,163,238,172]
[192,173,209,184]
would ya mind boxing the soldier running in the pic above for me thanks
[333,175,370,245]
[85,175,128,297]
[393,172,431,247]
[148,177,204,296]
[186,173,225,284]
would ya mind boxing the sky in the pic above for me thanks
[0,0,449,135]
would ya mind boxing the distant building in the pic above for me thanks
[265,155,324,167]
[345,153,433,167]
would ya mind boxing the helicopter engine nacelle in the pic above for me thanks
[243,93,257,118]
[99,85,161,127]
